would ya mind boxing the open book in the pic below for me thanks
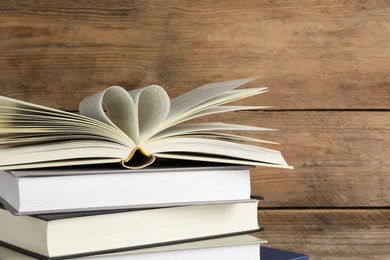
[0,77,292,170]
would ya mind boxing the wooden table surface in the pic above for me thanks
[0,1,389,259]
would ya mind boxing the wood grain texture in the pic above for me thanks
[195,109,390,207]
[0,0,388,110]
[256,209,390,260]
[246,111,390,207]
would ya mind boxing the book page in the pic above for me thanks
[172,132,278,144]
[0,96,80,117]
[0,96,137,169]
[0,107,132,147]
[144,137,290,167]
[0,140,130,168]
[167,77,258,120]
[0,158,123,170]
[0,98,124,132]
[151,122,273,141]
[155,153,291,169]
[128,85,170,143]
[165,105,270,127]
[165,88,268,128]
[147,86,267,139]
[79,86,139,142]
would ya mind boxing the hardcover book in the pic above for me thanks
[0,235,267,260]
[0,200,261,259]
[0,164,254,215]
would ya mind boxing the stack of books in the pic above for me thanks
[0,164,267,259]
[0,78,292,259]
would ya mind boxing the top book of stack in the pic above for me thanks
[0,77,292,171]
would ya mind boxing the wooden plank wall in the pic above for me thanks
[0,1,389,259]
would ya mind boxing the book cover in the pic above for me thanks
[261,246,308,260]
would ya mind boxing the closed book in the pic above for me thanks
[0,235,267,260]
[261,246,308,260]
[0,200,261,259]
[0,164,252,215]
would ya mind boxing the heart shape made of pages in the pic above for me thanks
[79,85,171,168]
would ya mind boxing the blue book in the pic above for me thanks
[261,246,308,260]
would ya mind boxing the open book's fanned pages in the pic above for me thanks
[0,77,292,170]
